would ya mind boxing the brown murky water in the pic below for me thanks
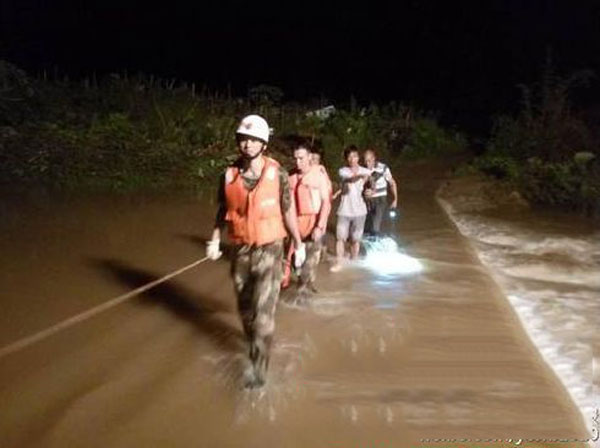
[438,176,599,442]
[0,165,592,447]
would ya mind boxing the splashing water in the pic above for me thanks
[361,236,423,276]
[440,207,600,438]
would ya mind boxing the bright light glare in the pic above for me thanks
[362,237,423,276]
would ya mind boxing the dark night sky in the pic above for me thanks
[1,0,599,132]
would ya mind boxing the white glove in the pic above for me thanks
[206,239,222,260]
[294,243,306,268]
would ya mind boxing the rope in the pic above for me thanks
[0,256,211,360]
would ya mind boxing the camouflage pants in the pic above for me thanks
[231,240,284,385]
[298,239,322,291]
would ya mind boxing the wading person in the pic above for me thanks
[331,145,371,272]
[286,139,332,301]
[206,114,305,388]
[363,148,398,236]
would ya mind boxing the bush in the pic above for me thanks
[402,117,467,159]
[472,155,519,180]
[477,58,600,215]
[0,60,35,125]
[0,60,468,191]
[518,154,599,212]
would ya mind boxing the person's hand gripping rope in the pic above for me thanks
[206,239,222,260]
[294,242,306,268]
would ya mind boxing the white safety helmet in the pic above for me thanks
[236,114,270,143]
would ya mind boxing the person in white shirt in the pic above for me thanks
[363,148,398,236]
[331,145,371,272]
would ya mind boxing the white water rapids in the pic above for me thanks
[439,198,599,440]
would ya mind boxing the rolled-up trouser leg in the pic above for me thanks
[232,241,284,385]
[299,239,321,291]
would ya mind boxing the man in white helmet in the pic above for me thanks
[206,114,305,388]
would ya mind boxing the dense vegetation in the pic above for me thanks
[465,61,599,216]
[0,60,465,191]
[2,59,597,216]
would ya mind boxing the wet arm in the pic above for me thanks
[280,170,302,247]
[211,175,227,241]
[388,176,398,207]
[284,207,302,248]
[341,173,369,184]
[317,192,331,230]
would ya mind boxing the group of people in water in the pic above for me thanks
[205,114,398,388]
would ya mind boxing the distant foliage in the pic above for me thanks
[473,154,519,180]
[0,60,35,124]
[0,60,467,191]
[402,117,466,160]
[472,58,599,216]
[520,154,600,214]
[248,84,284,106]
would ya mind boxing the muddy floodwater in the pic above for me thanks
[0,164,594,447]
[438,178,599,441]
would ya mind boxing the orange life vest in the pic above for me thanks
[224,157,288,246]
[289,166,326,239]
